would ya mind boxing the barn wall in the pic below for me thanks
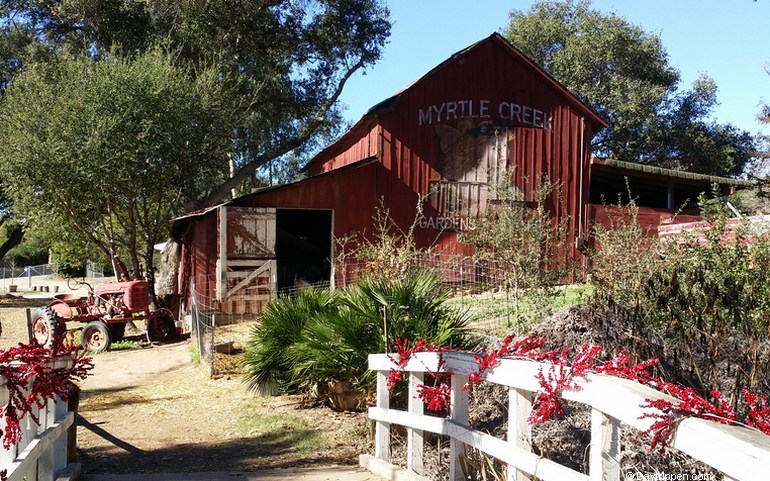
[305,119,380,176]
[176,34,608,300]
[589,204,702,238]
[372,38,596,259]
[233,161,382,244]
[178,212,218,308]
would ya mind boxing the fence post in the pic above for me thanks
[449,372,469,481]
[589,408,621,481]
[507,388,533,481]
[0,378,14,467]
[374,369,390,462]
[407,370,424,474]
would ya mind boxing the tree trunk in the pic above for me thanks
[155,239,182,313]
[0,224,24,261]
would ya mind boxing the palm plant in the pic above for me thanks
[242,270,476,406]
[242,287,337,395]
[349,270,474,352]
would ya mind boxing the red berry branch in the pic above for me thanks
[743,388,770,435]
[640,385,736,453]
[385,336,770,453]
[0,338,93,450]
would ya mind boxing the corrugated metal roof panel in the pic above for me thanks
[594,158,751,187]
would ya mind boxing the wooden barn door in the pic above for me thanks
[217,206,277,314]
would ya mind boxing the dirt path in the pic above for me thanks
[75,339,370,476]
[78,341,195,391]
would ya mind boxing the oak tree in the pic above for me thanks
[506,0,756,176]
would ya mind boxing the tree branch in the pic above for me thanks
[197,56,367,208]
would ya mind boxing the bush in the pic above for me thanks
[242,287,337,395]
[242,271,475,402]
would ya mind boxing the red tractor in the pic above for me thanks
[31,278,177,353]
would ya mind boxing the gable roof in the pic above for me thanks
[304,33,607,172]
[367,33,607,127]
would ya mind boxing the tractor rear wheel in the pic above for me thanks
[31,307,65,349]
[81,321,111,353]
[147,310,176,342]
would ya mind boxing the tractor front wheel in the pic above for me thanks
[81,321,111,353]
[147,310,176,342]
[31,307,65,349]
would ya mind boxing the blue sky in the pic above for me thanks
[338,1,770,136]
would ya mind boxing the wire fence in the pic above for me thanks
[187,253,589,377]
[0,262,105,280]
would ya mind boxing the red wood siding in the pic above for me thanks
[372,37,595,259]
[589,204,702,238]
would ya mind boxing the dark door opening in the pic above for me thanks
[275,209,333,294]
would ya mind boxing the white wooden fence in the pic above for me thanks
[361,351,770,481]
[0,357,77,481]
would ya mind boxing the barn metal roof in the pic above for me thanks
[592,158,751,187]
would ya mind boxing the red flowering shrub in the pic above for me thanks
[640,385,736,453]
[384,335,770,454]
[743,388,770,435]
[0,338,93,450]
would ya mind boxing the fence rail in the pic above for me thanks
[362,351,770,481]
[0,357,77,481]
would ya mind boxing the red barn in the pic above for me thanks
[170,33,746,315]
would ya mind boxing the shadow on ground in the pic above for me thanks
[76,417,357,474]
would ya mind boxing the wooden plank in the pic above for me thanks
[226,259,269,267]
[375,370,390,462]
[218,206,227,302]
[224,294,272,302]
[367,408,588,481]
[368,352,770,481]
[227,207,276,257]
[589,409,620,481]
[225,262,272,299]
[449,373,468,481]
[407,371,424,474]
[508,388,533,481]
[5,412,74,481]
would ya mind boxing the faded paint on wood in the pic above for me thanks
[226,207,276,258]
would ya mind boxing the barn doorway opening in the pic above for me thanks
[275,209,333,294]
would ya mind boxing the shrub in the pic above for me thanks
[242,287,338,395]
[242,271,474,402]
[459,171,573,329]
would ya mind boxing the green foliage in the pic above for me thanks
[242,287,338,395]
[0,0,391,206]
[459,171,572,329]
[506,0,756,175]
[242,272,473,400]
[591,192,770,398]
[647,212,770,393]
[590,197,661,316]
[0,0,390,277]
[1,231,48,268]
[338,197,426,282]
[0,48,231,283]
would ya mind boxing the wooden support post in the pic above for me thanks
[589,408,621,481]
[217,206,227,302]
[374,369,390,462]
[507,388,533,481]
[450,372,469,481]
[407,370,424,474]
